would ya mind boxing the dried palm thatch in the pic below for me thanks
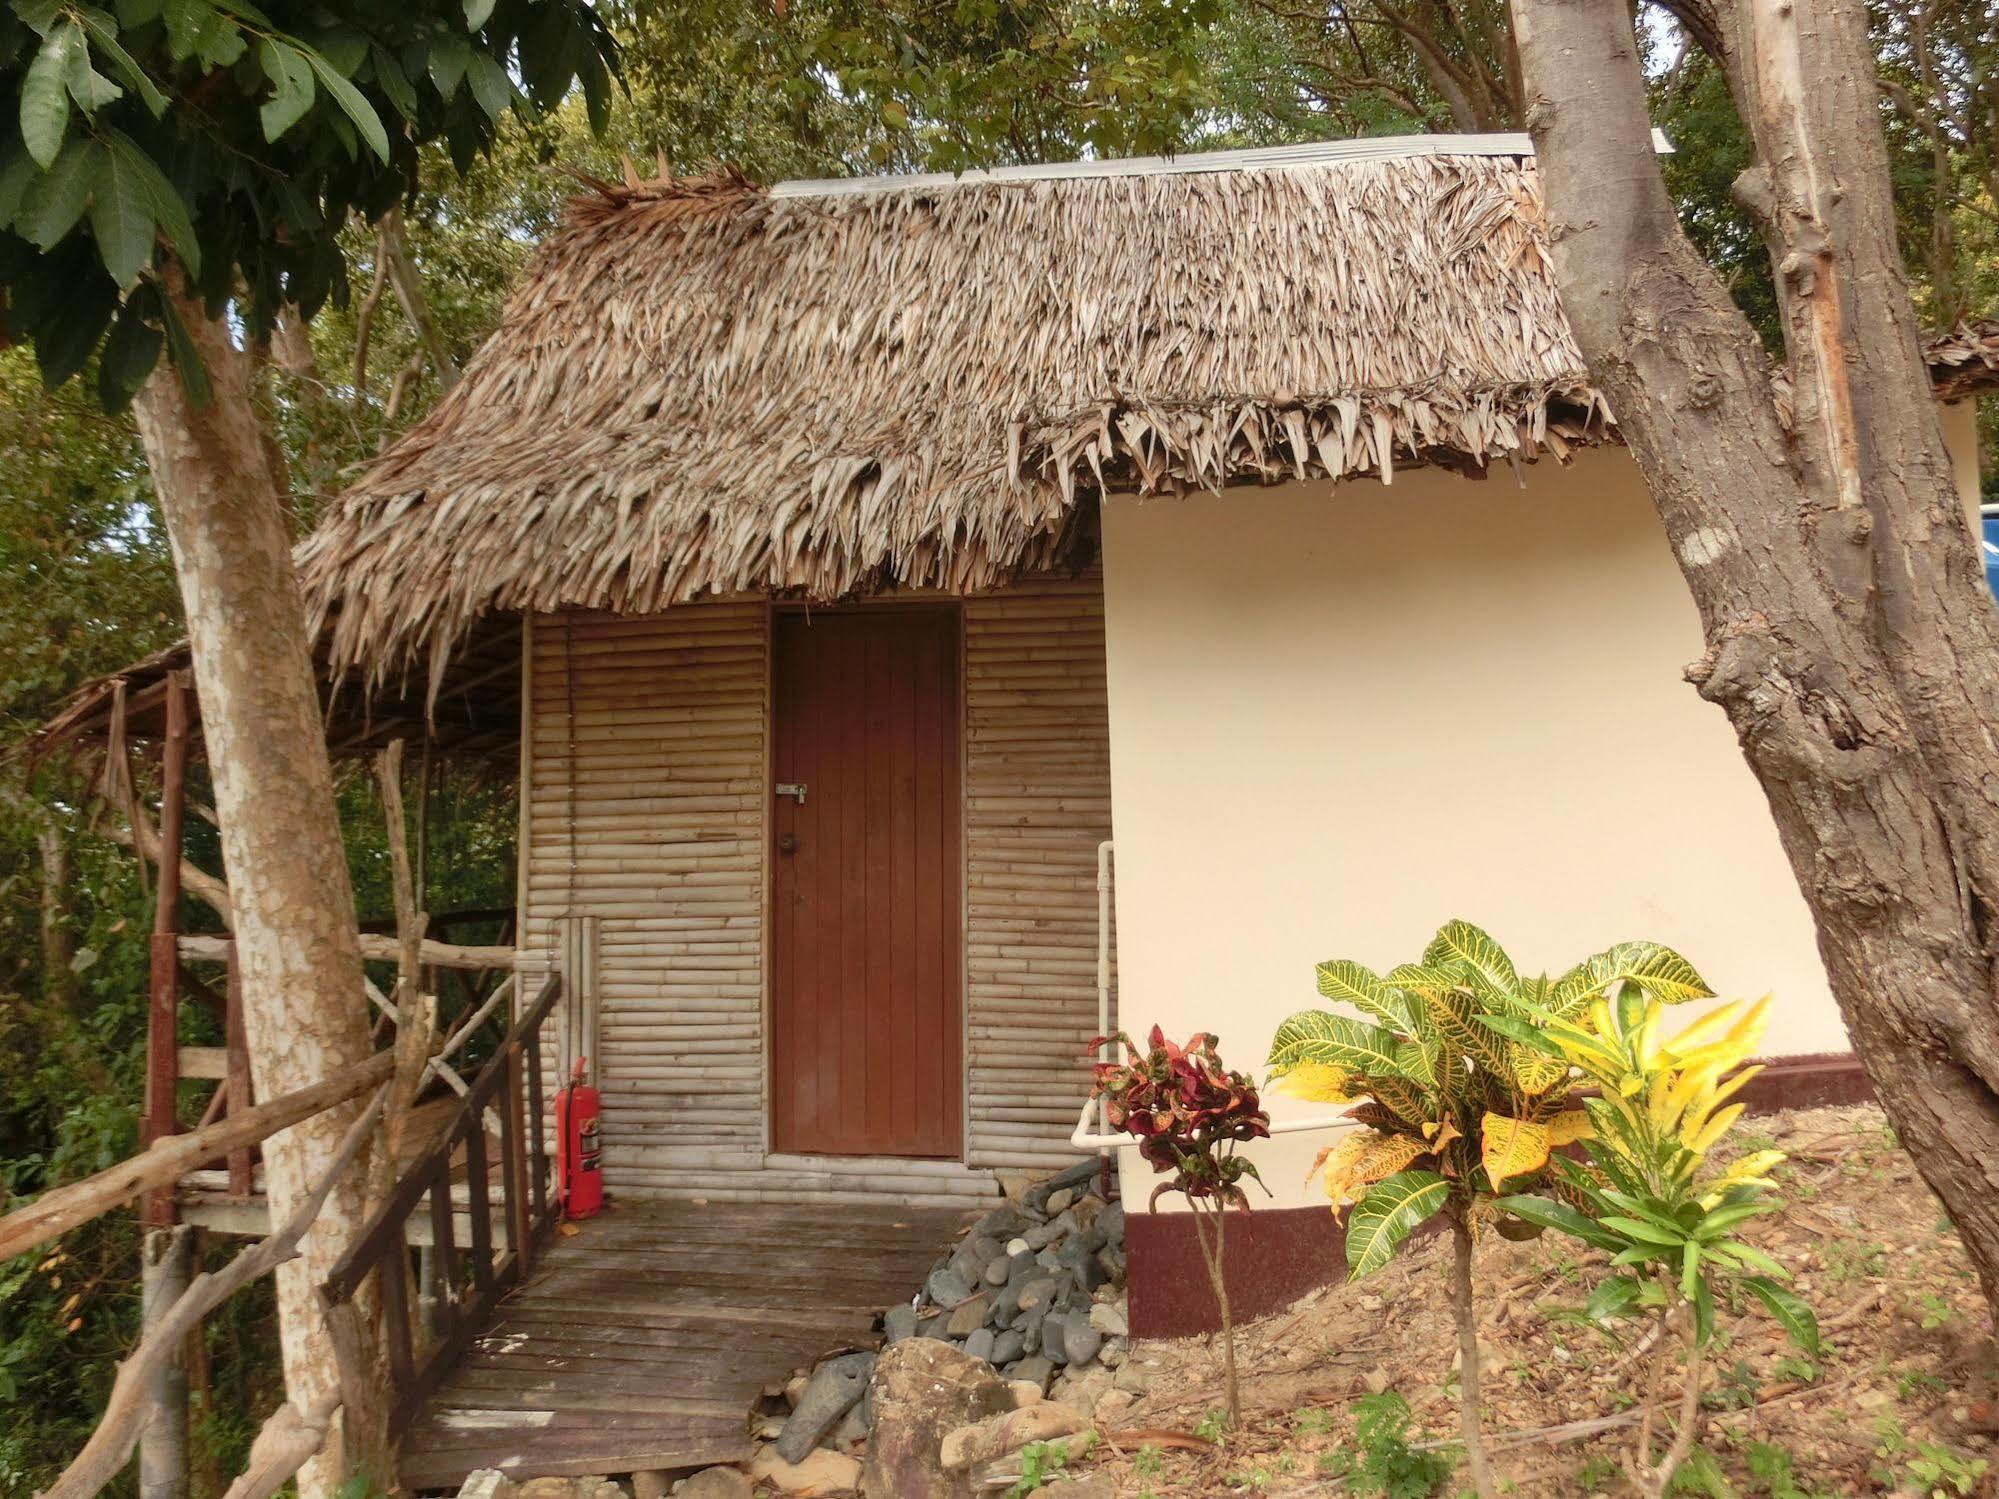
[296,149,1613,689]
[1927,321,1999,402]
[292,146,1996,693]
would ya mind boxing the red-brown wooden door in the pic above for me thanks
[770,608,963,1158]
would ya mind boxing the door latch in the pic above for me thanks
[774,782,808,805]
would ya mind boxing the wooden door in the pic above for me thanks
[770,608,963,1158]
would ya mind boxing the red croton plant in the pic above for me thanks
[1091,1026,1270,1427]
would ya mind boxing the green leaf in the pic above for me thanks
[1267,1009,1412,1079]
[1424,920,1518,999]
[96,290,163,409]
[1599,1215,1688,1248]
[369,44,418,120]
[1315,958,1416,1033]
[1584,1274,1642,1324]
[1680,1240,1701,1301]
[461,0,494,28]
[1740,1275,1819,1357]
[1549,942,1712,1015]
[156,286,211,406]
[427,35,472,99]
[257,37,316,142]
[464,51,512,121]
[114,0,163,27]
[0,150,36,226]
[1708,1239,1787,1278]
[75,7,170,116]
[1494,1193,1623,1252]
[88,137,156,284]
[34,273,116,387]
[304,47,389,160]
[62,22,124,112]
[100,131,199,276]
[21,22,77,168]
[1346,1171,1448,1280]
[17,136,100,247]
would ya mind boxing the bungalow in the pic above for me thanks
[52,135,1998,1329]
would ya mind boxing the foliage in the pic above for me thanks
[1092,1024,1269,1209]
[0,0,618,408]
[1315,1391,1455,1499]
[1497,994,1817,1358]
[1267,920,1713,1279]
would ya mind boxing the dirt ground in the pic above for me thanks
[1077,1104,1999,1497]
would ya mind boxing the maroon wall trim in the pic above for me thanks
[1125,1050,1872,1338]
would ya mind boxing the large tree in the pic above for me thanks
[1509,0,1999,1316]
[1,1,611,1489]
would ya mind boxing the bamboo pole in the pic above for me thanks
[0,1051,395,1264]
[177,931,512,971]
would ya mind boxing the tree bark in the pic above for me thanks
[1449,1207,1497,1499]
[129,266,391,1497]
[1510,0,1999,1316]
[35,814,75,1011]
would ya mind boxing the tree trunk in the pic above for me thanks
[1510,0,1999,1316]
[129,267,391,1496]
[35,814,75,1011]
[1449,1207,1497,1499]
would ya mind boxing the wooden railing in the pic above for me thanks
[321,971,564,1438]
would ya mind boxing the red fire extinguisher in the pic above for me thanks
[555,1056,603,1219]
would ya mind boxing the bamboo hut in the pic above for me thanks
[44,136,1999,1232]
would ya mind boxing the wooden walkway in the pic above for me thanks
[397,1199,970,1489]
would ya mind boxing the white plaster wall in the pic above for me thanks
[1102,418,1985,1207]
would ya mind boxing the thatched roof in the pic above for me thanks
[298,137,1629,688]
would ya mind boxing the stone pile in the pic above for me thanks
[884,1158,1130,1402]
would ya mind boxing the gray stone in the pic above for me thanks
[830,1394,873,1451]
[1113,1361,1153,1394]
[948,1235,1002,1289]
[990,1328,1025,1364]
[1011,1354,1056,1393]
[774,1351,874,1463]
[973,1204,1028,1241]
[1097,1200,1124,1243]
[629,1475,670,1499]
[884,1303,919,1343]
[944,1293,989,1338]
[1059,1314,1103,1367]
[1039,1478,1115,1499]
[862,1340,1013,1499]
[982,1256,1010,1287]
[458,1472,518,1499]
[1024,1210,1076,1251]
[1014,1276,1058,1316]
[925,1264,973,1306]
[672,1470,750,1499]
[515,1481,575,1499]
[1044,1187,1075,1216]
[962,1327,995,1363]
[1088,1301,1128,1338]
[1020,1312,1043,1355]
[1035,1248,1062,1273]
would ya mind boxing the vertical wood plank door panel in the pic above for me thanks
[771,608,963,1158]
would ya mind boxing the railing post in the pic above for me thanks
[137,1224,193,1499]
[224,942,253,1197]
[141,672,190,1228]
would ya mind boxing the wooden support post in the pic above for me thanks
[224,943,253,1197]
[138,1224,194,1499]
[142,673,190,1227]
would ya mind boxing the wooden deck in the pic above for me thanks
[396,1198,971,1490]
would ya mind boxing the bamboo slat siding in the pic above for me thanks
[521,577,1111,1203]
[964,578,1113,1173]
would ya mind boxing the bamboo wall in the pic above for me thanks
[518,574,1111,1204]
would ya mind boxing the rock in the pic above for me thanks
[1050,1367,1112,1417]
[940,1403,1093,1471]
[1024,1160,1097,1211]
[1058,1313,1103,1367]
[962,1327,995,1363]
[1007,1379,1044,1407]
[1098,1337,1127,1369]
[673,1470,751,1499]
[973,1204,1028,1241]
[1011,1354,1056,1393]
[925,1264,973,1306]
[1097,1201,1124,1243]
[1020,1310,1044,1355]
[1024,1211,1076,1251]
[1112,1361,1153,1394]
[629,1474,670,1499]
[575,1481,628,1499]
[1015,1277,1058,1316]
[1045,1187,1075,1216]
[991,1328,1025,1364]
[1363,1367,1391,1395]
[776,1352,875,1463]
[1005,1237,1031,1259]
[1087,1301,1127,1338]
[786,1374,810,1407]
[982,1257,1010,1287]
[458,1472,518,1499]
[516,1481,576,1499]
[751,1446,863,1495]
[884,1304,919,1343]
[948,1235,1003,1288]
[917,1312,949,1340]
[944,1293,989,1338]
[829,1395,873,1451]
[1093,1389,1136,1424]
[861,1339,1015,1499]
